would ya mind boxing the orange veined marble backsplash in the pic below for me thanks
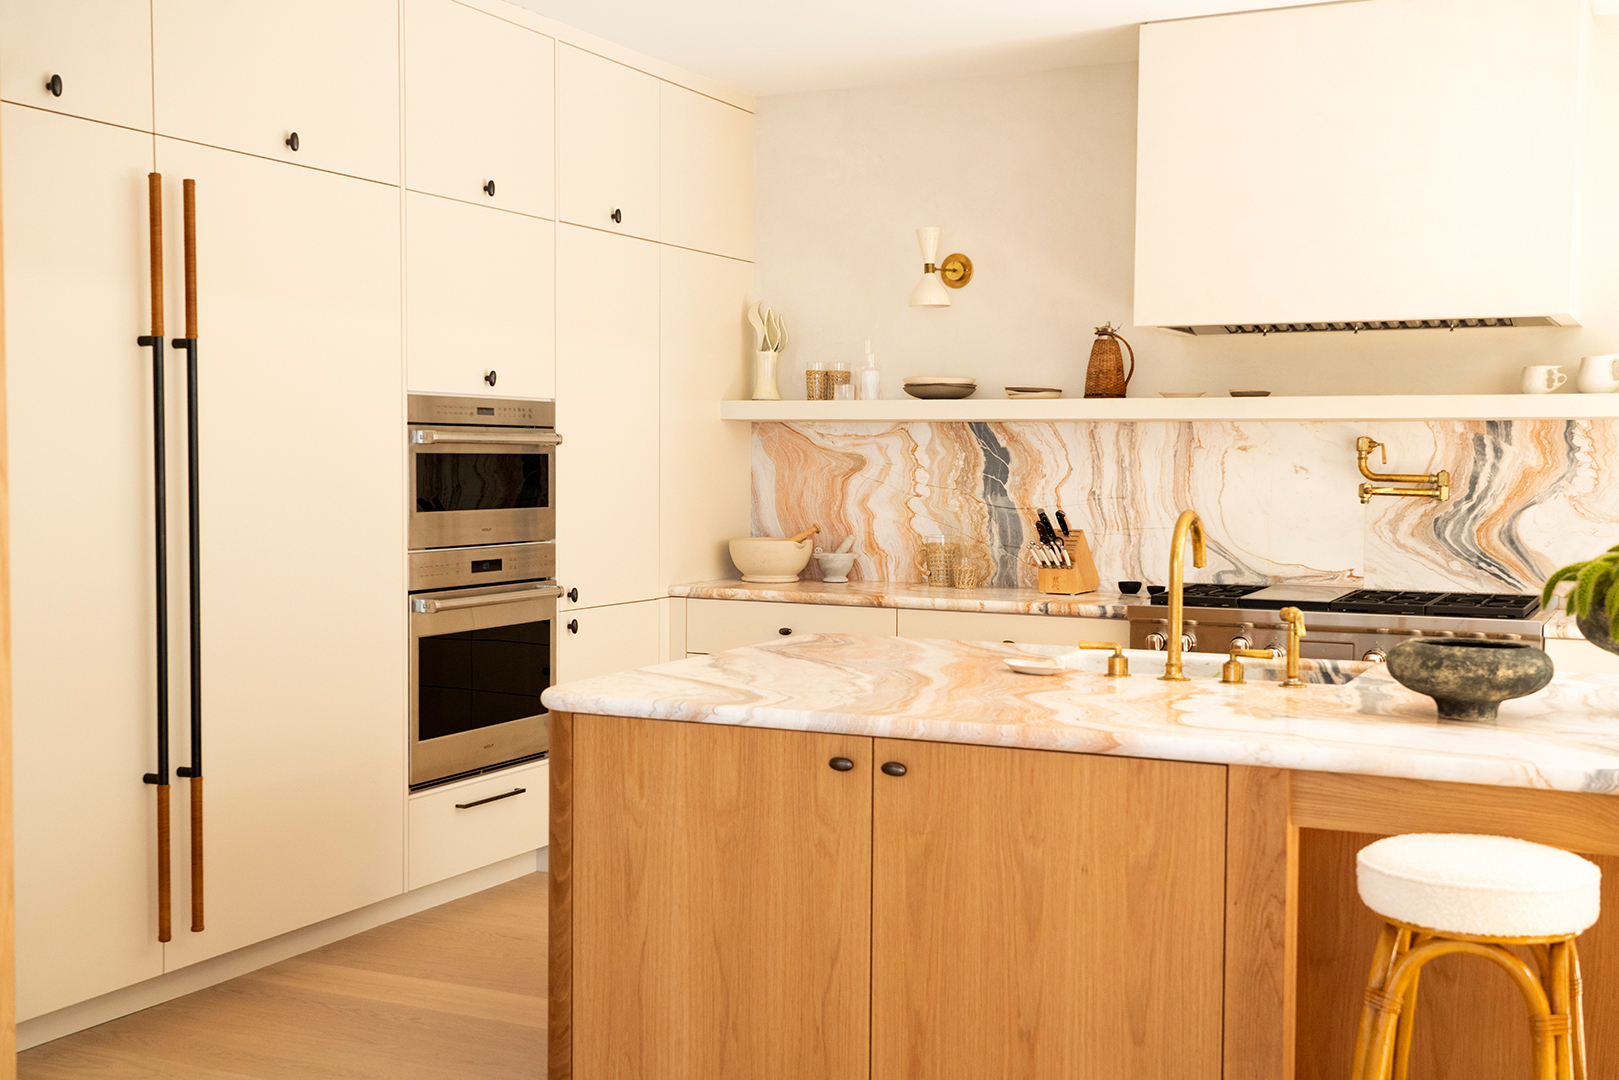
[750,419,1619,593]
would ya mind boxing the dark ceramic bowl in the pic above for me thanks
[1385,639,1554,723]
[1576,606,1619,658]
[1146,585,1167,596]
[1118,581,1143,594]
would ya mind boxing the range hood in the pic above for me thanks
[1134,0,1588,335]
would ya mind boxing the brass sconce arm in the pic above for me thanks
[1355,436,1451,505]
[923,254,973,288]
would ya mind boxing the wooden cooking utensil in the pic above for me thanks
[786,524,821,543]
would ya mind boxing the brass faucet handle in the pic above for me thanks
[1075,641,1129,678]
[1279,607,1308,638]
[1357,436,1387,464]
[1220,646,1275,685]
[1230,647,1274,660]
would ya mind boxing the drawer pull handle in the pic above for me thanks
[778,627,792,636]
[610,208,622,223]
[455,787,526,810]
[285,131,299,152]
[829,757,854,772]
[880,761,907,777]
[47,74,63,97]
[484,180,496,197]
[567,619,579,634]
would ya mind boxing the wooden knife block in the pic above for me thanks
[1038,531,1101,595]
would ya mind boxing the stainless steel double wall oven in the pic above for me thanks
[407,394,560,789]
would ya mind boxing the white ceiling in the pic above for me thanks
[501,0,1338,97]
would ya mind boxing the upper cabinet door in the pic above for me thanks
[404,0,555,218]
[0,0,153,131]
[151,0,399,184]
[557,45,659,241]
[660,84,753,261]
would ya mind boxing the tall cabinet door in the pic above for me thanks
[871,741,1227,1080]
[404,0,554,216]
[660,83,753,261]
[3,104,164,1021]
[555,224,659,610]
[557,45,659,241]
[154,138,406,967]
[0,0,153,131]
[152,0,400,184]
[573,716,872,1080]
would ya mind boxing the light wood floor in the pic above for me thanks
[17,873,546,1079]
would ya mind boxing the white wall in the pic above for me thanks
[754,18,1619,399]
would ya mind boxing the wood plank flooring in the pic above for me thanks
[17,873,546,1079]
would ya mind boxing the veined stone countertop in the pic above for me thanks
[670,579,1133,619]
[542,634,1619,796]
[1542,609,1584,641]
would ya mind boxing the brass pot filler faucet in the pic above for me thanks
[1357,436,1450,504]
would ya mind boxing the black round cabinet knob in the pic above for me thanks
[829,757,854,772]
[566,587,579,603]
[778,627,792,636]
[46,74,63,97]
[285,132,300,151]
[567,619,579,634]
[880,761,908,777]
[610,208,622,224]
[484,180,496,197]
[484,370,497,386]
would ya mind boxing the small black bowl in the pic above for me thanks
[1117,581,1142,594]
[1146,585,1167,596]
[1385,639,1554,723]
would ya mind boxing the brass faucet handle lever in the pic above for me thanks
[1279,606,1307,638]
[1075,641,1129,678]
[1356,436,1387,464]
[1220,645,1277,686]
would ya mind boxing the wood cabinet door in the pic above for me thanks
[573,715,872,1080]
[0,0,152,131]
[555,224,658,609]
[557,45,659,241]
[404,0,554,217]
[660,84,753,261]
[3,104,165,1020]
[406,191,555,399]
[152,0,399,184]
[556,599,661,684]
[872,740,1226,1080]
[153,138,406,969]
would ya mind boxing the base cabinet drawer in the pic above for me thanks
[896,608,1128,648]
[687,598,898,654]
[408,760,548,891]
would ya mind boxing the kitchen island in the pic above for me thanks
[544,634,1619,1080]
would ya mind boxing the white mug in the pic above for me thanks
[1576,354,1619,394]
[1520,365,1568,394]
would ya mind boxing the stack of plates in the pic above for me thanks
[903,376,977,400]
[1006,386,1062,399]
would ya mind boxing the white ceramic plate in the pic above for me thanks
[1004,657,1066,676]
[1159,392,1206,398]
[903,375,976,385]
[1006,386,1062,399]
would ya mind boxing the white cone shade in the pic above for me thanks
[910,226,950,307]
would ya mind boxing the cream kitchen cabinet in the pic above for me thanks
[152,0,399,185]
[557,45,659,241]
[408,758,549,891]
[558,600,664,684]
[404,0,554,217]
[0,0,153,132]
[555,224,660,610]
[660,83,753,261]
[659,246,752,589]
[4,104,165,1020]
[405,191,555,399]
[897,608,1128,648]
[687,599,898,655]
[154,138,406,969]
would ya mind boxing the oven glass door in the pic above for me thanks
[410,582,559,788]
[409,427,557,549]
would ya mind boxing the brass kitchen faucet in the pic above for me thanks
[1356,436,1450,504]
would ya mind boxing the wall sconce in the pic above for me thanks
[908,226,973,307]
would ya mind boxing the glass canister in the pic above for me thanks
[805,360,832,401]
[829,361,854,400]
[916,535,960,587]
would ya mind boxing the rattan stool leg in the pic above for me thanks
[1352,923,1404,1080]
[1570,940,1588,1080]
[1550,942,1575,1080]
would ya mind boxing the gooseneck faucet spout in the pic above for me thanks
[1160,509,1206,682]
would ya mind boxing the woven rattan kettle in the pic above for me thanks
[1083,323,1135,398]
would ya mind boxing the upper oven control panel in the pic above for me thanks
[409,541,556,592]
[407,393,555,429]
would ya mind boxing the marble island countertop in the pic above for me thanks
[543,634,1619,796]
[670,578,1133,618]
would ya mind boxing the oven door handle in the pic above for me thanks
[410,429,563,447]
[411,584,563,615]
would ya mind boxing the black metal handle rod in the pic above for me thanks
[139,335,170,790]
[173,336,201,783]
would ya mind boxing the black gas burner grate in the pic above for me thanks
[1329,590,1447,616]
[1147,584,1265,608]
[1428,592,1542,619]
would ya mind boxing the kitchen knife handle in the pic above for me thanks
[1055,509,1070,535]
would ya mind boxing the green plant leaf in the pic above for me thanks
[1574,560,1614,618]
[1606,581,1619,628]
[1542,563,1585,611]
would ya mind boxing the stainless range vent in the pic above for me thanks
[1162,316,1570,336]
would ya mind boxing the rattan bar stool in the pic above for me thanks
[1351,833,1601,1080]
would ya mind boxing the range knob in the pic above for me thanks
[1180,631,1197,652]
[1144,632,1167,651]
[1362,647,1388,663]
[1230,635,1252,651]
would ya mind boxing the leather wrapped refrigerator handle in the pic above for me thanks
[170,178,204,934]
[137,172,172,944]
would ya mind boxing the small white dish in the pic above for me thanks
[1004,657,1066,676]
[903,375,976,385]
[1159,392,1206,398]
[1006,387,1062,399]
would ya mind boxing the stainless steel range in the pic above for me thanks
[1127,586,1544,663]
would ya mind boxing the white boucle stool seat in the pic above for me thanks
[1357,833,1601,938]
